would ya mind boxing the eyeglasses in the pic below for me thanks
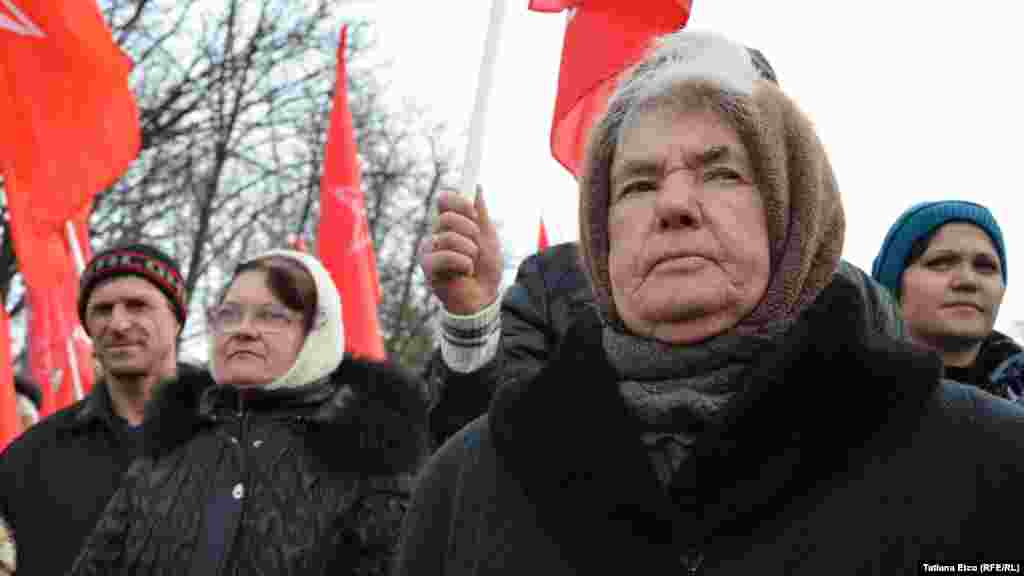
[207,303,300,335]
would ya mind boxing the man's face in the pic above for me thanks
[84,277,180,380]
[900,222,1005,352]
[607,107,771,344]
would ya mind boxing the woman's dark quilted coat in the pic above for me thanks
[67,357,427,576]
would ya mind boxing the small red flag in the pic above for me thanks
[317,26,386,361]
[538,218,550,252]
[530,0,692,177]
[0,306,19,450]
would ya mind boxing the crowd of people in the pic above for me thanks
[0,27,1022,576]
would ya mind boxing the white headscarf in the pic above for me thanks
[210,249,345,390]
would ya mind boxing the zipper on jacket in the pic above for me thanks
[680,550,704,576]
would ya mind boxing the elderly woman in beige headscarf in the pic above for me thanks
[396,30,1024,575]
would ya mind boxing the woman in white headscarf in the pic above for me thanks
[70,250,427,575]
[396,30,1024,575]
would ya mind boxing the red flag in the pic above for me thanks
[1,0,126,408]
[317,26,386,361]
[530,0,691,177]
[25,221,95,415]
[26,290,59,415]
[0,0,139,227]
[528,0,578,11]
[0,0,139,291]
[538,218,550,252]
[0,306,18,450]
[27,288,90,414]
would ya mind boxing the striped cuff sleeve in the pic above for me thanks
[440,296,502,374]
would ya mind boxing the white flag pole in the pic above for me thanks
[458,0,507,200]
[65,221,86,275]
[64,221,87,400]
[65,337,83,401]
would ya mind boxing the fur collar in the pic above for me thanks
[489,274,942,566]
[143,357,427,475]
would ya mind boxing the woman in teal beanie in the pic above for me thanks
[872,200,1022,401]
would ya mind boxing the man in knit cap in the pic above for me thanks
[0,243,201,575]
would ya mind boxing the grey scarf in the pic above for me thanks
[604,320,791,486]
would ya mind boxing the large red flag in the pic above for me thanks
[1,0,128,407]
[0,306,18,450]
[317,25,386,361]
[0,0,139,291]
[530,0,692,177]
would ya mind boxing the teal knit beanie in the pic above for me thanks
[871,201,1007,297]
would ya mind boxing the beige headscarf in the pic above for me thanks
[579,30,845,336]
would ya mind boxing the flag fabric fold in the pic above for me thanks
[530,0,692,177]
[528,0,579,12]
[317,25,386,361]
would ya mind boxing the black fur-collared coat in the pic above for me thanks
[68,357,428,576]
[397,275,1024,575]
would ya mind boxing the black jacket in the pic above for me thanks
[947,330,1024,401]
[68,357,427,576]
[426,242,904,447]
[0,363,200,576]
[398,274,1024,575]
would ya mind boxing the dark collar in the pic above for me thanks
[977,331,1023,378]
[144,356,428,476]
[488,273,943,567]
[944,331,1023,396]
[70,363,206,431]
[70,375,121,430]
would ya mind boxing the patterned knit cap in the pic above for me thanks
[78,243,187,333]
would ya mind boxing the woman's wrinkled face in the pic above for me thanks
[607,107,771,344]
[211,270,306,388]
[900,222,1005,351]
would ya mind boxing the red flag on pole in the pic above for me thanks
[530,0,692,177]
[0,306,18,450]
[317,25,386,361]
[538,218,550,252]
[1,0,132,407]
[0,0,140,235]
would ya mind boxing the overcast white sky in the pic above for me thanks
[346,0,1024,339]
